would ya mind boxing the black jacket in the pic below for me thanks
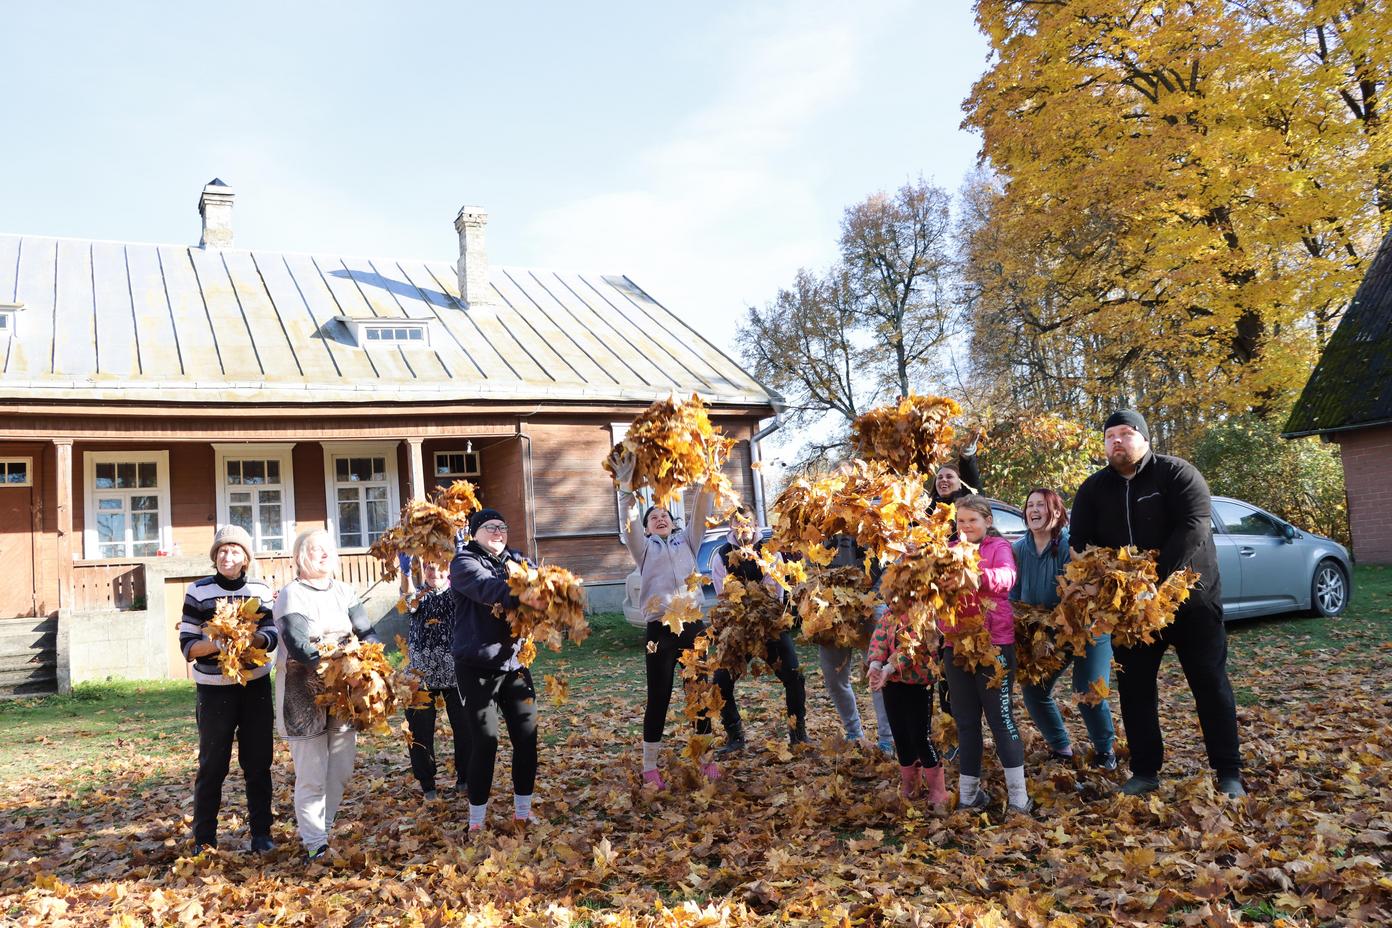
[930,450,982,509]
[449,540,531,671]
[1068,451,1220,601]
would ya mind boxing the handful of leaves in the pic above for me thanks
[603,393,738,514]
[497,562,591,667]
[878,504,983,636]
[1057,545,1201,649]
[1011,602,1067,687]
[369,480,482,582]
[316,637,428,735]
[204,597,270,685]
[705,576,794,677]
[769,461,934,566]
[850,394,963,474]
[795,566,878,648]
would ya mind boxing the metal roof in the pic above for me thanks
[1284,226,1392,437]
[0,232,778,408]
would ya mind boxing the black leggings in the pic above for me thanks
[943,645,1024,777]
[881,680,940,768]
[713,631,806,731]
[644,620,713,742]
[456,663,538,806]
[405,686,470,791]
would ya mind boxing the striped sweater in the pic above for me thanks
[179,572,278,685]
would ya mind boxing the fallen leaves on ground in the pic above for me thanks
[3,616,1391,928]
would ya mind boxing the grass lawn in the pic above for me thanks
[1,565,1389,926]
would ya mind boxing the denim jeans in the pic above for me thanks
[817,644,890,743]
[1021,633,1115,755]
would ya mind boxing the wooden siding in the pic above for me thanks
[529,421,622,539]
[72,561,147,611]
[536,535,633,584]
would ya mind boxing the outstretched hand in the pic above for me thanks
[611,449,637,491]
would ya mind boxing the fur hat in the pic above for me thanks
[209,524,254,563]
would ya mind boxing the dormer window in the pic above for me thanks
[336,316,431,348]
[0,303,20,338]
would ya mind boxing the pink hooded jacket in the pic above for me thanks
[939,534,1018,646]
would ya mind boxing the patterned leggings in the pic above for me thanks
[943,644,1024,777]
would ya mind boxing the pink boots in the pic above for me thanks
[920,764,949,811]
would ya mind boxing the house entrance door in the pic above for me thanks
[0,484,36,618]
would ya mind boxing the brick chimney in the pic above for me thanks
[198,178,234,248]
[454,206,490,308]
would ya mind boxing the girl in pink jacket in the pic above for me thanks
[940,496,1031,814]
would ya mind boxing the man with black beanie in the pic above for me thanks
[1069,409,1244,798]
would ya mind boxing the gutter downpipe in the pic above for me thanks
[749,410,784,527]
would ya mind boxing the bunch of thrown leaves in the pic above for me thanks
[316,636,430,736]
[1057,545,1201,649]
[705,574,795,678]
[602,393,740,517]
[1011,602,1068,687]
[204,597,270,685]
[769,460,936,567]
[850,393,963,475]
[496,562,591,667]
[369,480,482,591]
[795,565,879,649]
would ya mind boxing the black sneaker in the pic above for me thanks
[191,841,216,856]
[716,731,747,756]
[249,835,274,854]
[1091,751,1118,771]
[957,789,991,812]
[1048,749,1076,764]
[1119,775,1161,796]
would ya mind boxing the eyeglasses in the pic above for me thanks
[477,522,508,534]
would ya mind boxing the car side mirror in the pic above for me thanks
[1282,523,1297,542]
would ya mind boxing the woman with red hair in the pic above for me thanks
[1011,488,1116,770]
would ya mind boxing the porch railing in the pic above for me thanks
[72,561,147,611]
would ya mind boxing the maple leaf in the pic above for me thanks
[499,562,591,662]
[544,673,570,706]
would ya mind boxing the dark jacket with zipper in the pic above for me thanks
[1068,451,1220,603]
[449,539,532,672]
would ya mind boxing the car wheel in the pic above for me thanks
[1309,560,1348,617]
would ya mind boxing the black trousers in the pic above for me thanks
[193,675,274,845]
[881,680,940,768]
[457,663,539,806]
[405,686,470,791]
[643,620,713,742]
[1114,594,1241,779]
[713,631,806,731]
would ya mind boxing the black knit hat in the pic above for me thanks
[1104,409,1150,441]
[468,508,506,536]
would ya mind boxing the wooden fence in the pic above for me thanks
[72,561,147,611]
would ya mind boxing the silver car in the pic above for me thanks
[1210,496,1352,619]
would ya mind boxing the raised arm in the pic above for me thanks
[684,485,713,560]
[611,450,648,567]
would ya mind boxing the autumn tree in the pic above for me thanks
[961,0,1391,449]
[738,178,960,465]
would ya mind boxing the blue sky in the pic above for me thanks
[3,1,989,364]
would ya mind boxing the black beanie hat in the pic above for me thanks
[1104,409,1150,441]
[468,508,506,536]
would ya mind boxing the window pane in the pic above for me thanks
[132,512,159,542]
[337,487,358,502]
[366,485,388,503]
[97,497,123,511]
[261,536,284,552]
[226,460,241,485]
[338,499,362,537]
[116,463,136,488]
[260,503,282,532]
[240,460,263,485]
[371,457,386,481]
[229,504,254,534]
[230,491,252,504]
[95,463,115,489]
[266,460,280,484]
[132,542,159,557]
[6,462,27,483]
[367,328,380,340]
[348,457,370,482]
[367,498,389,535]
[335,458,349,481]
[99,543,126,558]
[260,488,281,504]
[435,455,450,476]
[395,328,407,340]
[97,512,125,545]
[131,495,158,512]
[139,462,157,487]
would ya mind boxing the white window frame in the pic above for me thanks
[82,450,172,559]
[322,442,401,553]
[433,449,482,479]
[335,316,431,349]
[0,303,20,339]
[212,443,297,554]
[611,422,685,542]
[0,456,34,487]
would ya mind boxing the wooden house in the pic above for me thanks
[1284,226,1392,565]
[0,180,781,695]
